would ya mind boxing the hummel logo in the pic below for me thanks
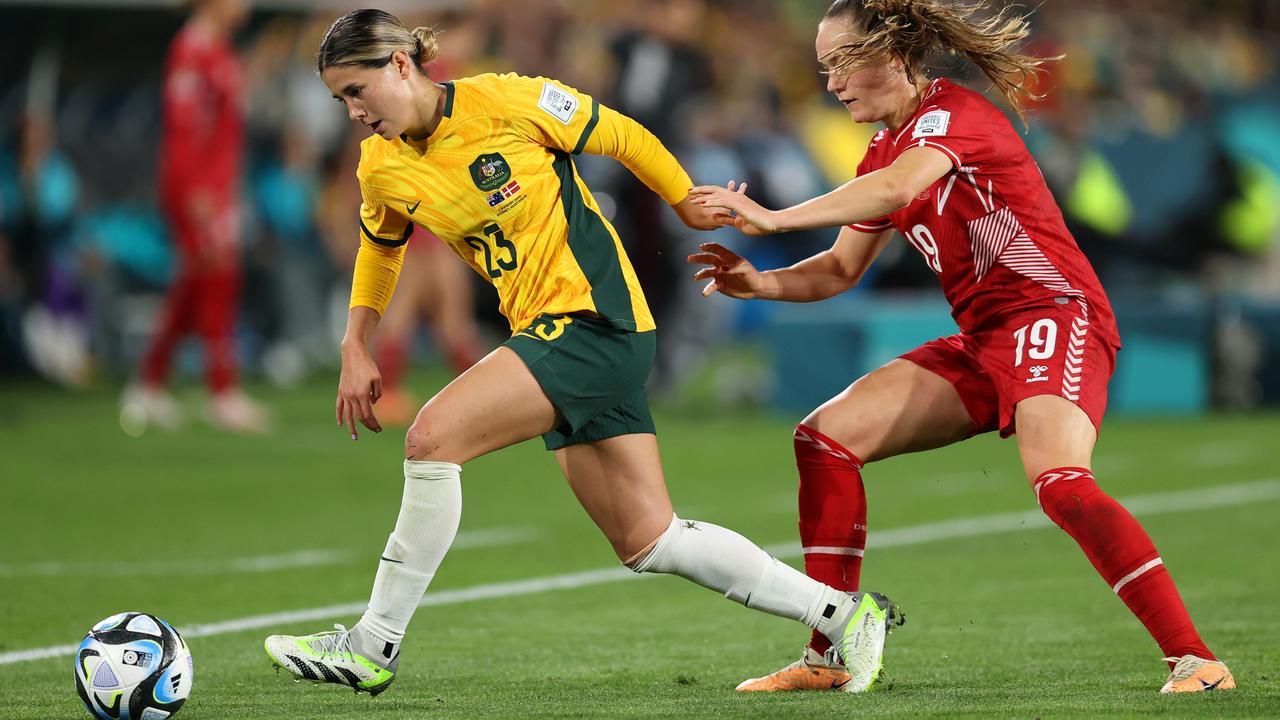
[1025,365,1050,384]
[683,520,700,531]
[406,200,421,215]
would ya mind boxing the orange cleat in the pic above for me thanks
[736,647,854,692]
[1160,655,1236,693]
[375,388,421,427]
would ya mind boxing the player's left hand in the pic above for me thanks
[689,181,780,236]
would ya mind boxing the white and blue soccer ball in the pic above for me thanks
[73,612,193,720]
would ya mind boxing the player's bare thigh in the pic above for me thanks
[555,434,674,561]
[404,346,560,463]
[1013,394,1097,484]
[803,358,975,463]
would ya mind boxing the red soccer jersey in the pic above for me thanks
[159,22,244,208]
[850,79,1118,344]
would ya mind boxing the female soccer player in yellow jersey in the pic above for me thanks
[263,9,902,697]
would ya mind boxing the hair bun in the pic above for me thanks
[410,26,439,65]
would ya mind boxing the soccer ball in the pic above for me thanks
[73,612,193,720]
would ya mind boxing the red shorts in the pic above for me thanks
[901,301,1118,438]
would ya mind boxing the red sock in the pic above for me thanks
[794,424,866,655]
[376,338,409,391]
[1035,468,1214,664]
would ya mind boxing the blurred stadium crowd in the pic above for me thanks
[1,0,1279,415]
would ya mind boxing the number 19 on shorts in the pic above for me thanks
[1013,318,1057,367]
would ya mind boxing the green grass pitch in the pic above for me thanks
[1,376,1277,718]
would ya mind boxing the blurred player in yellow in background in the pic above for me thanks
[262,8,902,698]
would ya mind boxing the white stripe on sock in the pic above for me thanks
[1112,557,1164,594]
[801,546,865,557]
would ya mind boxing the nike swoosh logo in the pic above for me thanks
[830,678,851,690]
[407,200,421,215]
[1199,677,1224,690]
[379,556,404,564]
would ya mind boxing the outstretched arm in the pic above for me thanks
[687,226,895,302]
[581,105,721,230]
[507,76,717,229]
[690,146,953,235]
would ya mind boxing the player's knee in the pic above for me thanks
[795,417,881,465]
[403,412,448,461]
[623,514,679,573]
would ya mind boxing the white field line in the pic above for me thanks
[0,528,538,579]
[1187,439,1264,469]
[3,479,1276,668]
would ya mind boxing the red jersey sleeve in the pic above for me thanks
[161,38,209,196]
[898,90,993,171]
[847,140,893,233]
[159,27,243,205]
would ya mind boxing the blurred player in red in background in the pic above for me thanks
[690,0,1233,695]
[123,0,268,434]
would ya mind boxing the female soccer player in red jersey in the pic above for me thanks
[690,0,1233,694]
[126,0,268,433]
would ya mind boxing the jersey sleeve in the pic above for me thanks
[348,179,411,315]
[848,148,894,233]
[900,92,989,171]
[503,74,601,157]
[504,74,691,205]
[160,40,210,196]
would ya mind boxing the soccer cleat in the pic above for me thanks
[1159,655,1236,693]
[735,646,853,692]
[264,624,398,696]
[209,389,271,434]
[119,384,184,433]
[736,591,904,693]
[373,388,420,427]
[833,591,904,693]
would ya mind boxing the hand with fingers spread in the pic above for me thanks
[686,242,773,300]
[688,180,780,236]
[336,341,384,440]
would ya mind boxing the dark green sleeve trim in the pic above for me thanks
[571,99,600,156]
[359,216,413,248]
[442,81,455,118]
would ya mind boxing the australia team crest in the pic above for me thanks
[469,153,512,192]
[470,152,522,208]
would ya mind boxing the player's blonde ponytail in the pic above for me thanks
[822,0,1058,123]
[410,26,440,67]
[317,9,437,74]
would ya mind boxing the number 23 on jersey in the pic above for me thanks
[464,222,518,279]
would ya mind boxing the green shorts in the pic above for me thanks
[503,313,657,450]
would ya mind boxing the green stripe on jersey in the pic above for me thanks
[552,151,636,330]
[441,81,455,117]
[572,100,600,155]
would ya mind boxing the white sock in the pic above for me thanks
[357,459,462,645]
[627,515,853,635]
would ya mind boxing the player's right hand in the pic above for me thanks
[336,344,383,440]
[687,242,766,299]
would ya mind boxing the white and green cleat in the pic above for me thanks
[834,591,904,693]
[264,624,398,696]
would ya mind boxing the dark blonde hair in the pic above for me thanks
[317,9,438,74]
[822,0,1057,122]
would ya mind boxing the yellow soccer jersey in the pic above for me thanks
[349,72,694,334]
